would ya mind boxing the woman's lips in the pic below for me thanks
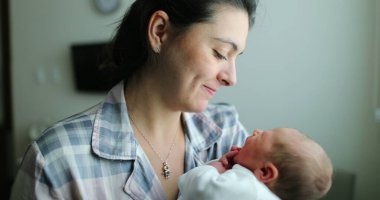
[204,85,216,97]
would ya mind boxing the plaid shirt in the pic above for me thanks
[11,82,249,200]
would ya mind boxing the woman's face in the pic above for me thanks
[157,5,250,112]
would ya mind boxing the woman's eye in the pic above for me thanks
[213,50,227,61]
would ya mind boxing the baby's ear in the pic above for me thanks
[253,163,278,184]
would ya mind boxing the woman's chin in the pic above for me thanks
[187,101,209,113]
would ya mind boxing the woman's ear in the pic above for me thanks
[148,10,170,53]
[253,163,278,184]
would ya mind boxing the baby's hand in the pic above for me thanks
[218,149,239,170]
[208,161,228,173]
[230,146,241,152]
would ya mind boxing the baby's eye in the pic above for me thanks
[213,49,227,61]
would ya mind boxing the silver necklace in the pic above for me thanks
[129,113,178,179]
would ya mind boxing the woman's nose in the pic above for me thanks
[217,62,237,86]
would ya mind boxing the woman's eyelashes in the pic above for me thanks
[213,49,227,61]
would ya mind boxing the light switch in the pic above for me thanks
[35,67,46,84]
[51,66,61,85]
[375,108,380,123]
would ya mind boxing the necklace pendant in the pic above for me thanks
[162,162,171,179]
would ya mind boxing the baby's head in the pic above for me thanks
[233,128,333,200]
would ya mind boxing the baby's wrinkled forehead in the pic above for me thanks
[272,128,310,147]
[273,128,304,138]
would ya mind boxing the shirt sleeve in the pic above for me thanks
[10,143,61,200]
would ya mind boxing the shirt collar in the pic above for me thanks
[91,81,222,160]
[182,112,222,152]
[91,81,137,160]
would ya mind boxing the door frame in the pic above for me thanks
[1,0,13,199]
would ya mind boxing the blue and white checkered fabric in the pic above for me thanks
[11,81,248,200]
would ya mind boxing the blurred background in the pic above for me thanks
[1,0,379,199]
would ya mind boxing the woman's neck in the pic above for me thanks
[125,78,183,140]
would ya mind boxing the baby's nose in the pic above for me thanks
[253,129,263,136]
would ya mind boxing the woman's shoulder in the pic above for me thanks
[34,104,99,158]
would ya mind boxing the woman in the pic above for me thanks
[11,0,258,199]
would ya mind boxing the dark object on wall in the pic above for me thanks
[70,42,111,92]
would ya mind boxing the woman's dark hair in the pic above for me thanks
[101,0,258,89]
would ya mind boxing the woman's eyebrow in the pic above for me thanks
[212,37,245,55]
[212,37,238,51]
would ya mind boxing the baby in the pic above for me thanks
[179,128,333,200]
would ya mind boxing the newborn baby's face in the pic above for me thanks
[233,128,302,171]
[233,129,276,171]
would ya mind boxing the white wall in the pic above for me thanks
[11,0,380,199]
[213,0,380,199]
[10,0,132,157]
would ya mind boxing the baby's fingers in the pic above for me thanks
[219,150,239,168]
[230,146,241,152]
[224,150,239,159]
